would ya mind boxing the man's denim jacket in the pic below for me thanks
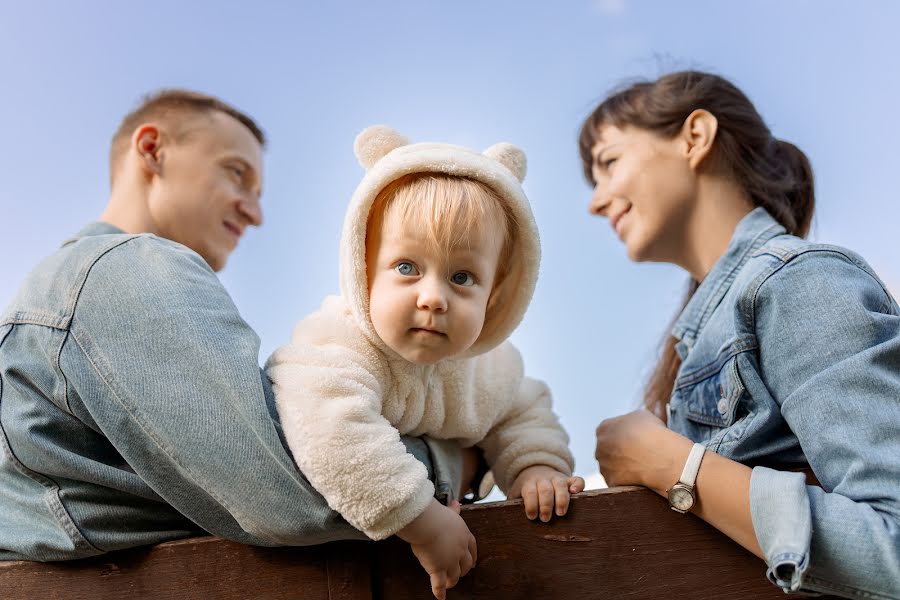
[668,208,900,599]
[0,223,460,561]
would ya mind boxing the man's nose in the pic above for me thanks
[417,278,448,312]
[238,193,263,227]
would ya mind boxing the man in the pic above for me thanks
[0,91,474,561]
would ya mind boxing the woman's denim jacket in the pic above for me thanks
[0,223,461,561]
[667,208,900,599]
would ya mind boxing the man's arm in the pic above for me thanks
[68,236,439,546]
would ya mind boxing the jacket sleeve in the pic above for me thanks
[68,238,372,546]
[265,300,435,540]
[750,249,900,597]
[475,343,575,491]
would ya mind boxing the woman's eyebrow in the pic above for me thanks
[594,143,619,160]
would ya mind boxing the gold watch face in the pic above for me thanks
[668,485,694,512]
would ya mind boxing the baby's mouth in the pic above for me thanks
[410,327,447,337]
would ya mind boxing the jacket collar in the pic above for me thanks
[62,222,126,246]
[672,207,786,358]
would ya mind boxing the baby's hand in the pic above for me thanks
[508,466,585,522]
[397,499,477,600]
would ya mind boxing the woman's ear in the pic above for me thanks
[131,124,163,177]
[681,109,718,171]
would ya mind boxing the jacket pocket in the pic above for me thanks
[673,340,752,430]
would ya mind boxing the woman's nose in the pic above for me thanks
[589,184,610,217]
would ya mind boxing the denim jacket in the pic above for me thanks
[668,208,900,599]
[0,223,459,561]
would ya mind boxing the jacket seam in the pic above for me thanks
[0,326,102,555]
[745,247,895,333]
[675,337,758,388]
[678,223,783,340]
[68,325,233,511]
[0,236,145,329]
[802,575,895,600]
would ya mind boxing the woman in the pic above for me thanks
[586,71,899,599]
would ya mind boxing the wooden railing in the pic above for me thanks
[0,487,784,599]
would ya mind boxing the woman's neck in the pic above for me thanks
[680,175,754,282]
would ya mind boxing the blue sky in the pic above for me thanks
[2,1,898,492]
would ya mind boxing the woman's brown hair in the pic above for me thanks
[578,71,815,420]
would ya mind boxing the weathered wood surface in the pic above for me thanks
[0,487,782,600]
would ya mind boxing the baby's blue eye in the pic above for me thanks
[451,271,474,286]
[396,262,417,276]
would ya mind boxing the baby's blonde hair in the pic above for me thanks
[366,173,517,287]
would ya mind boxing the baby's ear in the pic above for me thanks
[483,142,526,182]
[354,125,409,169]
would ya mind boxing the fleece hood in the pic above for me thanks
[339,125,540,358]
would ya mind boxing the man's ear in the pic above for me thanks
[131,124,163,177]
[680,109,718,171]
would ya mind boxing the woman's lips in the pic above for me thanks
[610,208,630,239]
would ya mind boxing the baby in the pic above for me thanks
[266,126,583,599]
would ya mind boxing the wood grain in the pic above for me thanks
[1,487,785,599]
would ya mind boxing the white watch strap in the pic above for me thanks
[679,443,706,487]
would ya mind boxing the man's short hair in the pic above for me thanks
[109,89,266,185]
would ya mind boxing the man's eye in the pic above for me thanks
[228,165,244,178]
[396,262,418,276]
[450,271,474,286]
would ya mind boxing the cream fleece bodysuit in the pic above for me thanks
[265,126,574,541]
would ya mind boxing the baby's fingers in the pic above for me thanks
[552,477,571,517]
[569,476,586,494]
[430,572,447,600]
[537,479,555,522]
[522,481,539,520]
[446,563,462,590]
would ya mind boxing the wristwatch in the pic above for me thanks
[667,443,706,513]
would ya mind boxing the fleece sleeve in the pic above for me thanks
[475,343,575,491]
[265,309,435,541]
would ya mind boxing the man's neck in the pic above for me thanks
[100,186,158,235]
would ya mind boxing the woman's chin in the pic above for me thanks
[624,239,645,262]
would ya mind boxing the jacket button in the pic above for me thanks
[717,398,728,414]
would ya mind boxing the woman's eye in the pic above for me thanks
[602,157,617,170]
[450,271,475,286]
[396,262,418,276]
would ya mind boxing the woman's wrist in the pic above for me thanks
[642,428,694,494]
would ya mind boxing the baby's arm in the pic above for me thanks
[265,314,434,541]
[396,499,477,600]
[476,347,582,520]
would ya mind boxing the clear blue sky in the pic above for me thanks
[2,1,898,491]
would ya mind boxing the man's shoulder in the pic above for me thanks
[2,228,221,329]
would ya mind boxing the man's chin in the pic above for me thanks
[202,250,228,272]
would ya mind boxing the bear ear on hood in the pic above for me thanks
[354,125,409,169]
[483,142,527,182]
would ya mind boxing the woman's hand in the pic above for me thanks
[594,409,684,492]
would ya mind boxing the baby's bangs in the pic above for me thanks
[390,175,507,254]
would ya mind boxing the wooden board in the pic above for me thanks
[376,488,784,599]
[0,487,784,600]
